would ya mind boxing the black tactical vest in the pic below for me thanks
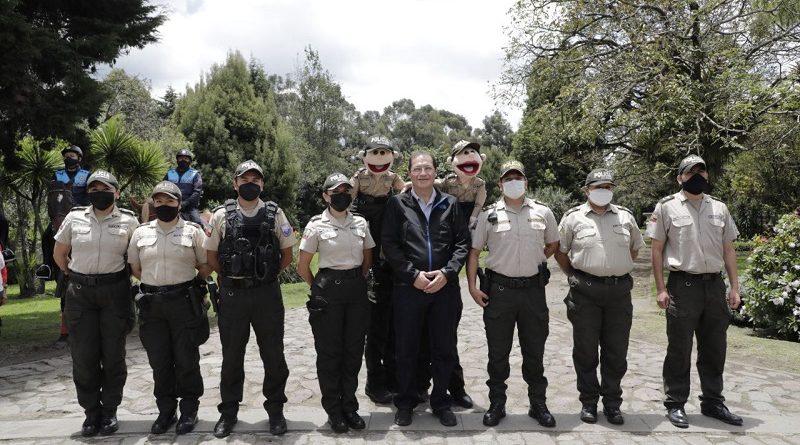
[218,200,281,282]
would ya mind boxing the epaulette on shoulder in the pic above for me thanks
[137,221,150,228]
[70,206,88,212]
[659,195,676,204]
[708,195,722,202]
[563,205,581,217]
[482,203,496,212]
[616,205,633,214]
[532,199,547,207]
[119,208,136,216]
[184,221,202,229]
[310,215,322,222]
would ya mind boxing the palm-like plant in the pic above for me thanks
[90,116,168,194]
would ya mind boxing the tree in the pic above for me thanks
[0,1,165,169]
[501,0,800,180]
[476,111,514,153]
[157,86,178,120]
[3,136,63,297]
[99,69,164,140]
[174,51,298,210]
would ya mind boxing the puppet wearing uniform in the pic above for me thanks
[436,140,486,228]
[350,135,404,405]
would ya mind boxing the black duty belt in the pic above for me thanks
[356,194,389,205]
[488,270,538,289]
[318,267,363,279]
[670,270,721,281]
[68,269,127,286]
[574,269,630,285]
[220,277,272,289]
[140,281,193,295]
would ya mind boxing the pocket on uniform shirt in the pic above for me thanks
[613,225,631,247]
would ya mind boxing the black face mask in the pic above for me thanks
[237,182,262,201]
[155,205,180,222]
[329,192,352,212]
[177,160,190,170]
[88,191,115,210]
[64,158,80,169]
[681,173,708,195]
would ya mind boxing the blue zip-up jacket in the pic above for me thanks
[381,189,470,286]
[165,168,203,209]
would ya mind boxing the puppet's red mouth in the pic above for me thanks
[457,162,480,175]
[368,163,390,173]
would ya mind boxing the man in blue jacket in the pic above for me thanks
[165,149,207,228]
[382,151,470,428]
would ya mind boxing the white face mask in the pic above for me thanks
[502,180,526,199]
[587,188,613,206]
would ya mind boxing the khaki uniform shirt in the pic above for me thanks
[472,198,559,277]
[646,192,738,274]
[204,199,296,251]
[54,205,138,274]
[436,174,487,219]
[128,219,207,286]
[299,209,376,270]
[349,168,405,198]
[559,202,645,277]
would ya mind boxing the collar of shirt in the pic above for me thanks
[149,217,185,235]
[410,188,438,208]
[676,191,710,205]
[321,208,352,228]
[496,197,533,213]
[85,205,120,223]
[581,201,619,215]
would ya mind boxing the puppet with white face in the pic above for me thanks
[436,140,487,227]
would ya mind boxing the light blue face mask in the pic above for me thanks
[502,180,526,199]
[588,188,613,206]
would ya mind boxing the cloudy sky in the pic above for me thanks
[110,0,522,129]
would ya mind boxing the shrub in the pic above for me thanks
[742,214,800,341]
[531,185,580,222]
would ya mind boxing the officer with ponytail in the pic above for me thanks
[297,173,375,433]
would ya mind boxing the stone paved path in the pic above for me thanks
[1,257,800,444]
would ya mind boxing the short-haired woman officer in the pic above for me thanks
[297,172,375,433]
[127,181,211,435]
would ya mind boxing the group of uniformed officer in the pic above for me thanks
[49,137,743,437]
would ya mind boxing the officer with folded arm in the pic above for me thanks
[127,181,211,435]
[52,170,138,437]
[204,160,296,438]
[297,173,375,433]
[555,169,644,425]
[466,160,560,428]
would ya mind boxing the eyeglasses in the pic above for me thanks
[410,166,435,174]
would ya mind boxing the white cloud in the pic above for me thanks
[111,0,523,129]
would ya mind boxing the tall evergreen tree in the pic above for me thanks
[173,52,298,210]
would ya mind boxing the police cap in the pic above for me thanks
[234,159,264,178]
[87,170,118,189]
[678,154,706,175]
[365,135,393,151]
[151,181,181,200]
[450,140,480,158]
[499,160,526,178]
[322,172,352,191]
[585,168,615,187]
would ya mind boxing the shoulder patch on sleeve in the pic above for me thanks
[659,195,676,204]
[617,206,633,215]
[563,206,581,217]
